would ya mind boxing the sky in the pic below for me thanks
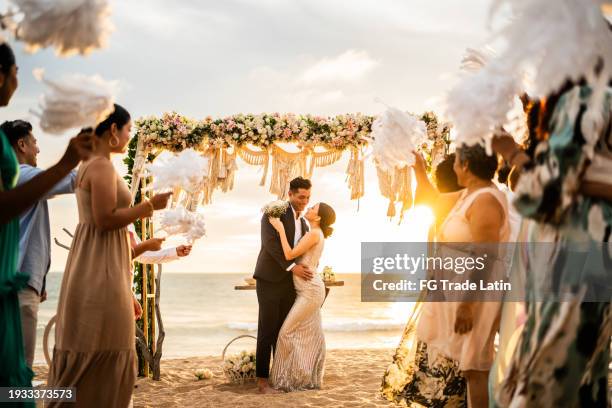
[2,0,493,273]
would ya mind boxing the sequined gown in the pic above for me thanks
[270,229,326,392]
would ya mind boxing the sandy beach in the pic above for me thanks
[33,349,397,407]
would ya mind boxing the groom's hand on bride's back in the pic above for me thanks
[292,264,313,280]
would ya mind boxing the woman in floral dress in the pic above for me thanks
[491,80,612,407]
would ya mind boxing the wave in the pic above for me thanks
[227,319,404,333]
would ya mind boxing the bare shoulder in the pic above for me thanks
[469,193,504,220]
[305,230,322,242]
[82,157,115,185]
[84,157,115,176]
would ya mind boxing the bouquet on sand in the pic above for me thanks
[223,350,256,384]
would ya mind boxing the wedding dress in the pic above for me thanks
[270,229,326,391]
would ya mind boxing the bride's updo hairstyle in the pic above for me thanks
[94,104,131,136]
[318,202,336,238]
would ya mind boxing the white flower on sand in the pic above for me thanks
[262,200,289,218]
[194,368,214,380]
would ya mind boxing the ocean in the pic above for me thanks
[36,272,413,364]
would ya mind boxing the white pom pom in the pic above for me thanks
[146,148,210,193]
[31,69,118,134]
[369,107,427,172]
[9,0,113,56]
[157,206,206,244]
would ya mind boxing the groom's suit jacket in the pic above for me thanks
[253,203,309,284]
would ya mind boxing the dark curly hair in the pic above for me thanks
[318,202,336,238]
[1,120,32,147]
[289,176,311,192]
[456,144,499,181]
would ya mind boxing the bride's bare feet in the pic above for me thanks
[257,379,281,394]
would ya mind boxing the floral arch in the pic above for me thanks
[124,111,450,378]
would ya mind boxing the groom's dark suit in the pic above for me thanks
[253,203,309,378]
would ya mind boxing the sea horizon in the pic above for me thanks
[36,272,412,365]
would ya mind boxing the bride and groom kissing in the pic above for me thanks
[253,177,336,393]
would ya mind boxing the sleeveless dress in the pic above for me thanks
[382,187,509,407]
[270,229,326,391]
[48,157,136,408]
[0,129,34,407]
[418,187,510,371]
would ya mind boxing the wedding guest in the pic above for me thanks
[128,224,192,264]
[2,120,78,368]
[387,145,509,407]
[47,104,171,408]
[428,153,462,241]
[128,228,192,319]
[0,42,92,400]
[490,79,611,407]
[434,153,461,193]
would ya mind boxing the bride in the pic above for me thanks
[267,202,336,392]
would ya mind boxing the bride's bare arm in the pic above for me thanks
[269,217,320,260]
[281,231,320,260]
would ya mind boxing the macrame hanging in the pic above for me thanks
[198,147,238,205]
[269,144,308,199]
[376,164,413,223]
[237,145,270,186]
[306,146,344,179]
[218,147,237,193]
[345,147,365,201]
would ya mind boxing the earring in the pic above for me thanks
[109,136,120,148]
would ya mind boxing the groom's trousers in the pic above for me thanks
[255,277,296,378]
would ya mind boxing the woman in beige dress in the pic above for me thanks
[419,145,509,407]
[384,145,509,407]
[48,105,171,408]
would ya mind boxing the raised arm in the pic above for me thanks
[0,133,91,225]
[455,193,505,335]
[270,217,319,260]
[88,159,171,231]
[413,151,463,223]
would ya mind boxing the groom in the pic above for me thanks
[254,177,314,393]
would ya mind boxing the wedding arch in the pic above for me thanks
[124,111,450,378]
